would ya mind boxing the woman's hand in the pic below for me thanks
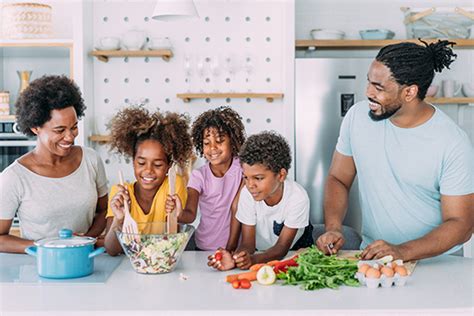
[207,248,235,271]
[110,184,130,221]
[165,194,183,217]
[233,250,253,270]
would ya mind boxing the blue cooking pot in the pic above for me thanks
[25,228,105,279]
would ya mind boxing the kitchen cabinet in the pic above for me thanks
[0,252,472,315]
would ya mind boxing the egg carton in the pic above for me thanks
[355,260,410,289]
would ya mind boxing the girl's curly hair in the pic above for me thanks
[15,75,85,136]
[108,106,193,169]
[191,106,246,157]
[239,131,291,173]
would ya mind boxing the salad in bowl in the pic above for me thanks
[116,222,194,274]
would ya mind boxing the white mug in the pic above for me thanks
[99,37,120,50]
[442,80,462,98]
[122,30,147,50]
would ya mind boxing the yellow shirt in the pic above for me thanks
[106,175,187,223]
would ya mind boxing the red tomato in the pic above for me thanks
[214,251,223,261]
[240,278,252,289]
[231,280,240,289]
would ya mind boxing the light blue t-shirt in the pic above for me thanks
[336,101,473,252]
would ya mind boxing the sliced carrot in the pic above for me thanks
[237,270,257,282]
[225,270,258,283]
[249,263,265,271]
[226,274,240,283]
[266,260,280,266]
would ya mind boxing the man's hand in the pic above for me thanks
[316,229,345,255]
[207,248,235,271]
[233,250,253,270]
[361,240,405,260]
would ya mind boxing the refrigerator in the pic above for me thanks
[295,58,374,232]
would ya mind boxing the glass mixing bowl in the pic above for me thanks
[116,222,194,274]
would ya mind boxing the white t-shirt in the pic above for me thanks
[0,147,108,240]
[236,179,310,251]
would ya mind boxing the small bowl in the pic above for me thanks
[462,83,474,97]
[148,37,172,50]
[97,37,121,51]
[116,222,194,274]
[359,29,395,40]
[310,29,345,40]
[426,85,439,97]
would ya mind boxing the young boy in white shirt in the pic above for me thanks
[209,131,313,270]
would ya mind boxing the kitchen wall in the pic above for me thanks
[296,0,473,256]
[88,0,294,185]
[296,0,474,142]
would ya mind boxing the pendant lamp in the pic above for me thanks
[152,0,199,21]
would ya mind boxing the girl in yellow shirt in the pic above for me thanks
[104,106,193,256]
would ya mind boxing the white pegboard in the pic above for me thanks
[89,0,293,185]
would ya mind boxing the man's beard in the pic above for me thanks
[368,100,402,121]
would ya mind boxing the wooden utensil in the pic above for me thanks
[167,166,178,234]
[119,171,139,242]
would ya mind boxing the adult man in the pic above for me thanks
[316,40,473,261]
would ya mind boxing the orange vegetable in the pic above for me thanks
[266,260,280,266]
[249,263,266,271]
[225,270,258,283]
[240,278,252,289]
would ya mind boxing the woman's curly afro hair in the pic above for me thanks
[16,75,85,136]
[108,106,193,169]
[191,106,246,157]
[239,131,291,173]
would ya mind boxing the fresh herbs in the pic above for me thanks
[277,246,359,290]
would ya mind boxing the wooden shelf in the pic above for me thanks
[0,39,73,47]
[89,135,111,143]
[90,49,173,62]
[176,93,284,103]
[425,97,474,104]
[295,39,474,50]
[0,115,15,120]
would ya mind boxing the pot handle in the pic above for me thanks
[89,247,105,259]
[25,246,37,257]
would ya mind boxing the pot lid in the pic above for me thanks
[35,229,96,248]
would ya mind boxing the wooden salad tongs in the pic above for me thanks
[167,165,178,234]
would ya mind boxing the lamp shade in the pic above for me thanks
[152,0,199,21]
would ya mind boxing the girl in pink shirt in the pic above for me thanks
[166,107,246,251]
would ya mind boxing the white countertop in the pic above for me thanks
[0,251,472,316]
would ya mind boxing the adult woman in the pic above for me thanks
[0,75,108,253]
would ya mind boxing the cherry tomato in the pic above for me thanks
[231,280,241,289]
[214,251,223,261]
[239,278,251,289]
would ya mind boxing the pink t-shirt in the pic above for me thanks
[187,157,242,250]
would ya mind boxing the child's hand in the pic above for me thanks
[233,250,253,270]
[110,184,130,221]
[165,194,183,217]
[207,248,235,271]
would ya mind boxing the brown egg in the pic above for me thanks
[390,262,398,269]
[394,265,408,276]
[358,264,370,274]
[365,267,381,279]
[380,266,394,277]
